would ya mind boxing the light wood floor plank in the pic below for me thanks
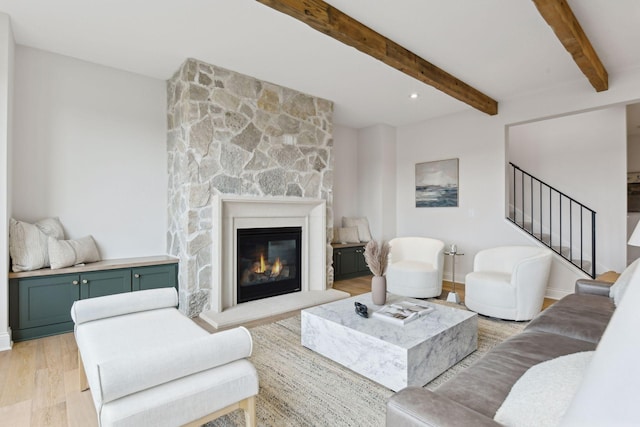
[31,401,67,427]
[61,333,78,372]
[0,340,37,406]
[65,389,97,427]
[0,347,10,385]
[0,399,32,426]
[33,368,65,410]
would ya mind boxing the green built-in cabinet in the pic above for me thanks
[332,243,370,281]
[9,256,178,342]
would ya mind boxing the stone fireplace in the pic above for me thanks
[167,58,334,317]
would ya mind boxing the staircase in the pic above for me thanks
[507,163,596,278]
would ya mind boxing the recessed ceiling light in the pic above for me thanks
[409,93,419,99]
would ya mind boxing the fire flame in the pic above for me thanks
[253,253,282,276]
[272,257,282,275]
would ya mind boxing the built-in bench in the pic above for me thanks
[9,255,178,341]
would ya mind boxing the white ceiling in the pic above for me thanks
[1,0,640,129]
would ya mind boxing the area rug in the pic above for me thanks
[208,302,526,427]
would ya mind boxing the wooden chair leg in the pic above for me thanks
[78,350,89,391]
[239,396,256,427]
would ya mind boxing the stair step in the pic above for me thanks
[507,214,593,276]
[551,245,571,258]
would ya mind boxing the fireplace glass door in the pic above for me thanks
[236,227,302,303]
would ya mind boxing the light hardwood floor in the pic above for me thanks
[0,276,555,426]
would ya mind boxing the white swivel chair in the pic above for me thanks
[386,237,445,298]
[464,246,552,321]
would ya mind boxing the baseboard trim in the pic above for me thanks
[0,329,13,352]
[545,288,569,300]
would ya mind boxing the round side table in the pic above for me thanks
[445,251,464,303]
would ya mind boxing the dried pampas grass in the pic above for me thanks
[363,240,391,276]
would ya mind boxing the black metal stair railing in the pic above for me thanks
[508,162,596,278]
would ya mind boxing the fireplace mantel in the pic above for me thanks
[211,195,327,313]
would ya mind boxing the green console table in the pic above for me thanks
[9,255,179,342]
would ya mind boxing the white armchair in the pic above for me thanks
[464,246,552,321]
[386,237,445,298]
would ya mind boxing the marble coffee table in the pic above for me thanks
[301,292,477,391]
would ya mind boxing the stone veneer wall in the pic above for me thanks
[167,59,334,317]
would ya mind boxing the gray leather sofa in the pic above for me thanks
[386,279,615,426]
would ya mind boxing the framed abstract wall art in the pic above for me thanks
[415,158,459,207]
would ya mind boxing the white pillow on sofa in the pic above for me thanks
[9,217,65,272]
[48,235,101,269]
[609,258,640,306]
[494,351,594,427]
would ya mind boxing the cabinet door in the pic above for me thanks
[80,269,132,299]
[333,249,342,279]
[356,247,369,273]
[338,247,360,276]
[16,274,80,329]
[132,264,178,291]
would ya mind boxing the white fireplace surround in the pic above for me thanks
[211,195,327,314]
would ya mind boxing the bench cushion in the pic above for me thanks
[71,287,178,325]
[101,359,258,427]
[97,326,253,404]
[76,307,208,411]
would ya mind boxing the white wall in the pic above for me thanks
[332,125,359,227]
[0,13,14,351]
[508,107,627,276]
[357,124,396,240]
[12,47,167,259]
[397,111,512,284]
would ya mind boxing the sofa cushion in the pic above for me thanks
[494,351,593,427]
[524,293,615,343]
[561,264,640,426]
[436,331,596,419]
[609,258,640,306]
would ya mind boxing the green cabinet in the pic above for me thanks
[132,264,178,291]
[15,274,79,331]
[9,259,178,342]
[81,269,132,299]
[333,244,371,281]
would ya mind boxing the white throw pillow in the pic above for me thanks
[48,235,101,270]
[342,217,373,242]
[9,217,65,272]
[609,258,640,306]
[333,227,360,244]
[494,351,594,427]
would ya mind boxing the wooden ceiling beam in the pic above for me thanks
[256,0,498,115]
[533,0,608,91]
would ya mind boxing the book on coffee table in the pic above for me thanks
[372,300,434,325]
